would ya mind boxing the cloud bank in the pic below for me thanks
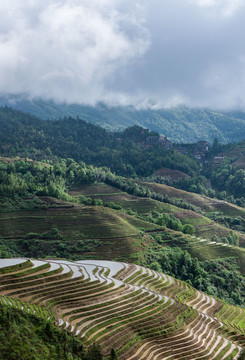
[1,0,245,109]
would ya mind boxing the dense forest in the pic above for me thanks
[2,95,245,143]
[0,302,115,360]
[0,107,199,177]
[145,246,245,306]
[1,106,245,204]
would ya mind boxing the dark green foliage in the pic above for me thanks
[182,224,195,235]
[157,247,208,291]
[141,211,188,232]
[2,97,245,143]
[0,107,199,177]
[85,343,103,360]
[0,302,86,360]
[202,156,245,201]
[203,257,245,305]
[104,174,203,213]
[238,349,245,360]
[25,227,63,240]
[109,348,118,360]
[0,239,17,258]
[146,246,245,306]
[0,302,109,360]
[5,237,102,260]
[208,214,245,234]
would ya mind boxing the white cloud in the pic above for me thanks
[191,0,244,17]
[0,0,150,103]
[1,0,245,110]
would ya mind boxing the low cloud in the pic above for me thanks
[1,0,245,110]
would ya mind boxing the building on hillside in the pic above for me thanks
[194,152,204,162]
[175,145,188,155]
[213,156,224,166]
[146,136,160,145]
[159,136,173,149]
[146,135,173,148]
[196,141,210,153]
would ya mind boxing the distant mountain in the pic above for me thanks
[1,95,245,143]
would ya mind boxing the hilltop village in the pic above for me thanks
[113,127,219,164]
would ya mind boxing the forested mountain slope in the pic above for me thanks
[0,107,198,177]
[1,95,245,143]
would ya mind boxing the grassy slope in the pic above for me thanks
[70,183,245,274]
[221,141,245,169]
[0,201,160,262]
[1,166,245,278]
[70,183,245,244]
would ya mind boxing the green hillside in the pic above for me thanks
[0,107,198,177]
[0,300,89,360]
[1,96,245,143]
[69,182,245,244]
[1,106,245,358]
[0,204,159,262]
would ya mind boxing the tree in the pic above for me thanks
[109,348,118,360]
[182,224,195,235]
[238,349,245,360]
[86,343,103,360]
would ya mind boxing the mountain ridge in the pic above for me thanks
[1,95,245,143]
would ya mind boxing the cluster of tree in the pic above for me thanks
[208,214,245,234]
[141,212,195,234]
[238,349,245,360]
[149,172,245,208]
[0,239,17,258]
[104,174,203,213]
[78,195,122,210]
[211,232,239,246]
[25,226,63,240]
[0,107,199,177]
[2,228,102,260]
[0,158,203,216]
[0,158,104,201]
[146,247,245,306]
[150,175,215,197]
[0,302,119,360]
[209,163,245,198]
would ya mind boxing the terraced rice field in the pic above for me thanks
[137,181,245,217]
[0,258,244,359]
[69,183,245,244]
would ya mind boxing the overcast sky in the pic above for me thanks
[1,0,245,109]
